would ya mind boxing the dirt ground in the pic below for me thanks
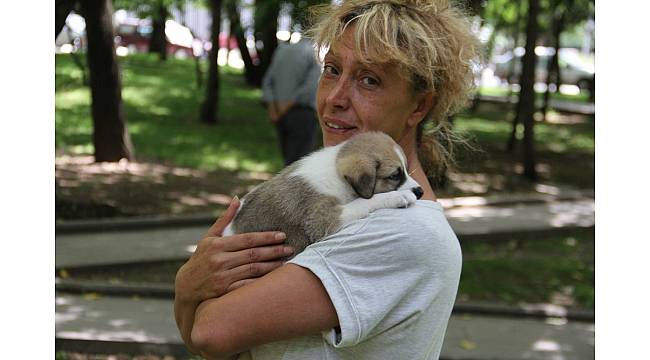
[55,155,270,220]
[54,154,495,221]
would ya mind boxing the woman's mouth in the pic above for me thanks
[325,122,355,130]
[323,118,357,134]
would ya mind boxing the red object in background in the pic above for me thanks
[114,19,197,58]
[218,33,238,50]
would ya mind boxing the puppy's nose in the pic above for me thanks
[412,186,423,199]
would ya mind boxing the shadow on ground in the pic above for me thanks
[55,155,270,220]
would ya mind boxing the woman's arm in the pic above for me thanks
[191,263,339,358]
[174,198,294,355]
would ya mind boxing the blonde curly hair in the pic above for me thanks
[307,0,481,183]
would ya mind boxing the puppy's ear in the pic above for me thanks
[344,162,377,199]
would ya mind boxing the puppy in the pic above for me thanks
[223,132,423,254]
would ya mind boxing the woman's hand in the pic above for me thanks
[267,101,295,123]
[174,197,294,354]
[176,197,294,303]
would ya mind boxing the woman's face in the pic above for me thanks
[316,28,432,148]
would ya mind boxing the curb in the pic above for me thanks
[56,191,594,234]
[453,301,594,322]
[56,212,219,234]
[456,225,595,243]
[55,278,594,322]
[55,278,174,299]
[56,338,192,359]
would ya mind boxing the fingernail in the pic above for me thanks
[275,232,286,241]
[284,246,294,255]
[229,196,239,207]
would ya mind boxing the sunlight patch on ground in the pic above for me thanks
[447,173,491,194]
[56,155,208,179]
[532,339,561,352]
[56,155,212,195]
[548,201,595,228]
[237,171,274,181]
[55,88,90,108]
[545,112,588,125]
[535,183,561,195]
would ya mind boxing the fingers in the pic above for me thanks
[205,196,240,237]
[224,244,294,269]
[220,231,288,252]
[225,261,285,285]
[226,279,256,292]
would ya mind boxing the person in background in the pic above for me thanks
[262,35,321,166]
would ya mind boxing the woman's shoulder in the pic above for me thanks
[365,200,453,239]
[371,200,459,255]
[338,199,446,229]
[317,200,460,264]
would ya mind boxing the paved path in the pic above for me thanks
[56,198,594,268]
[55,292,594,359]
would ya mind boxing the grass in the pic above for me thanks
[478,85,592,103]
[448,100,595,194]
[56,53,283,173]
[458,228,595,309]
[456,106,594,154]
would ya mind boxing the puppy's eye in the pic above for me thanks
[387,170,401,181]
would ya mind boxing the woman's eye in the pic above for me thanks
[323,64,338,76]
[360,75,379,87]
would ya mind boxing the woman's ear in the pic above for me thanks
[407,91,435,127]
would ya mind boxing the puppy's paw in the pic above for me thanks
[380,190,417,209]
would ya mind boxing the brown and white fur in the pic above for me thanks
[222,132,423,254]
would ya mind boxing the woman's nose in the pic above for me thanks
[326,77,350,109]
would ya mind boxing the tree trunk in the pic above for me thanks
[227,1,260,86]
[505,1,525,152]
[56,0,78,38]
[80,0,134,162]
[200,0,222,124]
[149,0,168,60]
[256,2,280,80]
[518,0,541,181]
[542,9,565,122]
[507,1,523,97]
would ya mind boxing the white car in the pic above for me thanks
[493,46,595,91]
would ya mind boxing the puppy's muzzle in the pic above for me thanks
[412,186,424,199]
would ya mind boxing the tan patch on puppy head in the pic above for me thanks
[337,132,407,199]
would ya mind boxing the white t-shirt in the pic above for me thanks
[238,200,462,360]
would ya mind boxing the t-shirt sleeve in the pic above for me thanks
[287,206,457,348]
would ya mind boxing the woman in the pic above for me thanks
[175,0,480,358]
